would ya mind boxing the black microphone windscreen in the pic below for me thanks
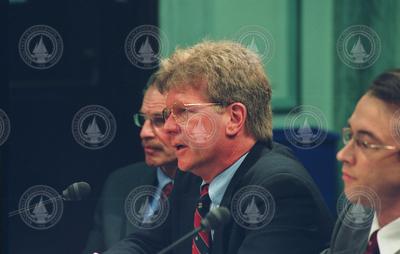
[62,182,91,201]
[201,206,230,231]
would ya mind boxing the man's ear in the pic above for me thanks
[226,102,247,136]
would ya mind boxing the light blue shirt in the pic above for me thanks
[202,153,249,211]
[200,153,248,239]
[156,167,174,192]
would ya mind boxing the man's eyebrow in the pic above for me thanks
[357,130,379,140]
[347,121,383,142]
[139,111,163,116]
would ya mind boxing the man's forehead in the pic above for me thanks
[141,88,166,113]
[349,95,395,142]
[352,96,386,121]
[165,85,207,102]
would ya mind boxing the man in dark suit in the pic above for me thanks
[104,40,332,254]
[322,70,400,254]
[82,78,177,254]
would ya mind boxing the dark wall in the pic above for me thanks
[2,1,10,254]
[6,1,158,253]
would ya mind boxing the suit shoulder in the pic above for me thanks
[102,162,157,195]
[255,142,307,176]
[243,142,320,195]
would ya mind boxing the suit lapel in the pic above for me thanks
[212,141,271,254]
[219,141,269,208]
[331,206,372,254]
[123,167,158,237]
[335,225,369,254]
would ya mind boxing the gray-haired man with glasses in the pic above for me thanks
[82,75,177,254]
[322,69,400,254]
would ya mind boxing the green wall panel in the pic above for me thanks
[160,0,299,114]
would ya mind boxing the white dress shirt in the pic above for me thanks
[369,213,400,254]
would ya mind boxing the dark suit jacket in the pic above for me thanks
[105,141,333,254]
[321,204,372,254]
[82,162,157,254]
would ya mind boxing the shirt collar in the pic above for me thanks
[156,167,173,189]
[369,213,400,254]
[201,153,248,208]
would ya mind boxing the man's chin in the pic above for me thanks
[343,185,357,199]
[177,160,192,172]
[177,164,190,172]
[145,158,158,168]
[344,185,378,208]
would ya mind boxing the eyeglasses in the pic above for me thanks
[133,113,165,128]
[162,102,223,123]
[342,127,397,151]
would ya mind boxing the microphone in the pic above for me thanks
[157,207,230,254]
[62,181,91,201]
[8,181,91,217]
[200,206,230,231]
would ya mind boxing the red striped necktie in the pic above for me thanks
[192,184,211,254]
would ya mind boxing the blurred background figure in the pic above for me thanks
[81,75,177,254]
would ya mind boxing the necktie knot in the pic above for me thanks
[198,184,211,210]
[162,182,174,197]
[200,184,209,197]
[364,230,380,254]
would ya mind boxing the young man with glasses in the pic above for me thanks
[105,41,332,254]
[82,76,177,254]
[322,69,400,254]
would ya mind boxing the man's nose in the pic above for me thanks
[163,114,180,136]
[140,119,155,139]
[337,140,355,165]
